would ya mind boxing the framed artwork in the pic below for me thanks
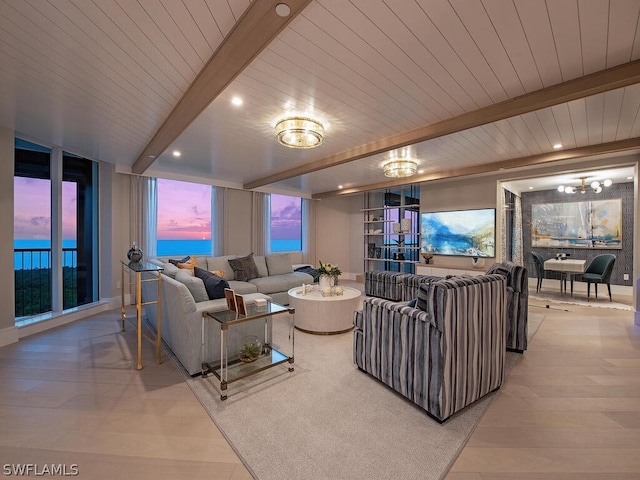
[531,199,622,248]
[234,294,246,315]
[224,288,236,311]
[420,208,496,257]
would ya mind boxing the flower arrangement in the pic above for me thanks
[317,261,342,277]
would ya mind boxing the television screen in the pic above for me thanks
[420,208,496,257]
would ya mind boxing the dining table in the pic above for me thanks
[543,258,587,296]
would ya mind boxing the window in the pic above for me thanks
[270,194,302,252]
[14,175,51,317]
[156,178,212,256]
[14,139,98,319]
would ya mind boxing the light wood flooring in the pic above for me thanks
[447,296,640,480]
[1,295,639,479]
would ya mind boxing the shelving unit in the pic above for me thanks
[363,186,420,274]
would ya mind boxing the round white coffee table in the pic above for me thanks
[287,286,362,334]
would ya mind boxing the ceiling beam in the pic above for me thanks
[131,0,312,175]
[245,59,640,190]
[312,137,640,199]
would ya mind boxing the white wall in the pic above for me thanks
[316,195,358,279]
[0,126,17,346]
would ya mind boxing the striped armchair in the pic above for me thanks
[364,270,408,301]
[353,274,507,423]
[486,261,528,353]
[400,273,443,302]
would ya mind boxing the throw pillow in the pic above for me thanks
[194,266,229,300]
[161,262,179,279]
[177,256,198,275]
[266,253,293,276]
[253,255,269,278]
[228,253,260,282]
[406,298,417,308]
[169,255,191,266]
[174,270,208,302]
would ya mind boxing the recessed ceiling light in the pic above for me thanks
[528,186,533,189]
[231,96,243,106]
[553,143,563,149]
[338,185,344,189]
[275,3,291,17]
[417,169,425,174]
[172,150,181,158]
[627,176,633,180]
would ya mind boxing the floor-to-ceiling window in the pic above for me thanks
[14,142,51,317]
[156,178,212,256]
[13,139,99,321]
[270,194,302,252]
[62,152,98,309]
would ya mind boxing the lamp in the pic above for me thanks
[275,116,324,149]
[383,159,418,178]
[557,177,612,194]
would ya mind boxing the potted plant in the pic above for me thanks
[239,337,262,363]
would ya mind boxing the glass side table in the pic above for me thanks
[201,301,295,400]
[120,260,164,370]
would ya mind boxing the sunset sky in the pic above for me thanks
[156,179,212,240]
[156,180,301,241]
[270,194,302,240]
[15,177,301,243]
[14,177,76,241]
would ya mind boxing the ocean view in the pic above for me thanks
[14,239,77,269]
[156,239,301,256]
[14,238,302,269]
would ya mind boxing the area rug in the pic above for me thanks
[530,290,632,311]
[183,312,545,480]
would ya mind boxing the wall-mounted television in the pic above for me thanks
[420,208,496,257]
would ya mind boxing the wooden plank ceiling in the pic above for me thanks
[1,0,640,197]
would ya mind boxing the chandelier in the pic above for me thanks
[275,116,324,149]
[383,159,418,178]
[558,177,612,194]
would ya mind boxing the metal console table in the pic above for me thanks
[120,260,163,370]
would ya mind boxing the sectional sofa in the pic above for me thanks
[141,253,313,375]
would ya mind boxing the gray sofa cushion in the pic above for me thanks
[227,280,259,295]
[228,253,260,281]
[175,270,208,302]
[148,258,180,278]
[266,253,293,276]
[250,272,313,295]
[253,255,269,278]
[205,255,237,280]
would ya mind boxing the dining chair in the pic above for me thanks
[531,251,545,292]
[581,254,616,301]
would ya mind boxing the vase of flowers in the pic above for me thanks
[317,261,342,289]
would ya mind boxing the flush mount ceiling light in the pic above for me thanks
[275,116,324,149]
[557,176,612,194]
[383,159,418,178]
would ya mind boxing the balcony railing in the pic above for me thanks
[14,248,78,318]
